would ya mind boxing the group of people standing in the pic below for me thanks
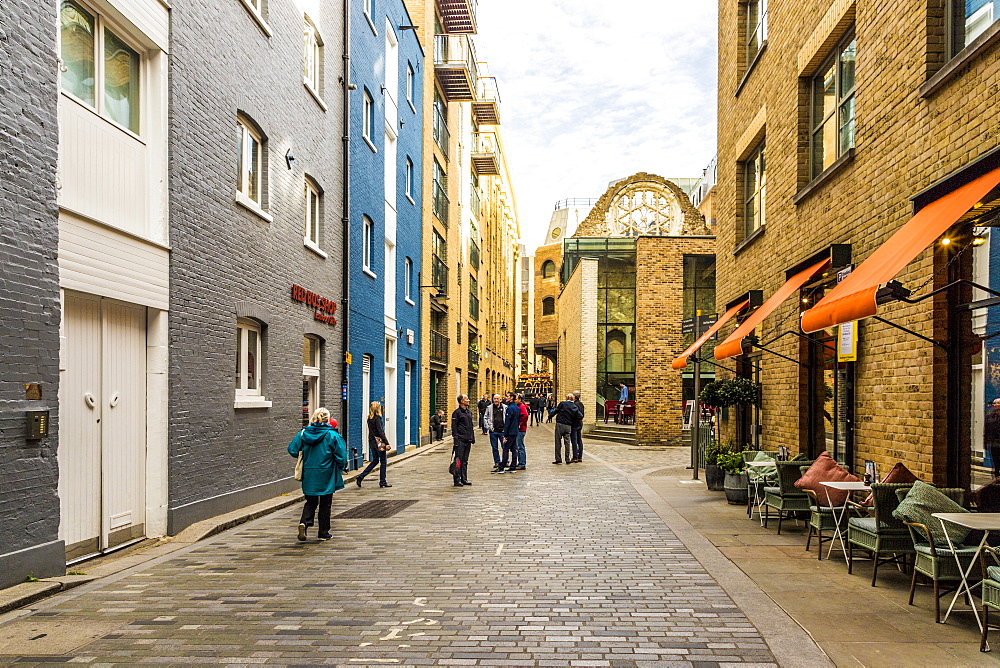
[478,392,530,474]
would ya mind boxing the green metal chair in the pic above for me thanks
[898,487,972,623]
[743,450,778,519]
[979,546,1000,651]
[803,488,853,560]
[846,483,917,586]
[762,460,814,534]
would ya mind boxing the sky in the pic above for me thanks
[473,0,719,252]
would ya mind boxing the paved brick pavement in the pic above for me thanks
[0,427,781,666]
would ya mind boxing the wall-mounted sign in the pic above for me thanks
[292,285,338,326]
[838,321,858,362]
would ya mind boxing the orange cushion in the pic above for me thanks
[794,451,860,507]
[860,462,919,507]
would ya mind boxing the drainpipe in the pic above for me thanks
[342,0,354,468]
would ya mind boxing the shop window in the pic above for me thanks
[60,0,141,134]
[237,116,265,207]
[745,0,768,70]
[542,260,556,279]
[949,0,1000,56]
[742,139,766,239]
[304,177,321,250]
[236,319,271,408]
[542,297,555,316]
[810,30,856,179]
[303,16,323,97]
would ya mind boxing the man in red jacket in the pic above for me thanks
[514,393,529,470]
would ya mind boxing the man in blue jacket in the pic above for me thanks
[498,395,521,473]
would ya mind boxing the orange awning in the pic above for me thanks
[715,257,832,360]
[671,299,750,370]
[801,166,1000,333]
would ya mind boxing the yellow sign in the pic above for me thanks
[345,352,353,365]
[837,322,858,362]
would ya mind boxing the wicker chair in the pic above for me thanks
[979,546,1000,651]
[762,460,814,534]
[742,450,778,519]
[846,483,918,586]
[803,488,854,560]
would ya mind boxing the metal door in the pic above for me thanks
[59,294,146,561]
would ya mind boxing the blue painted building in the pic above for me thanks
[347,0,423,467]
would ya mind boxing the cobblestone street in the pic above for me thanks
[0,428,812,666]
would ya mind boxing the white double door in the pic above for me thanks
[59,293,147,560]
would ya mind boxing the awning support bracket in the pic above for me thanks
[746,332,814,368]
[872,316,948,351]
[895,279,1000,305]
[689,354,739,375]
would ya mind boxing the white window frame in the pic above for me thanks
[302,335,320,424]
[363,89,377,151]
[235,318,271,408]
[405,157,414,202]
[363,0,378,34]
[304,178,327,257]
[303,16,325,108]
[238,0,272,36]
[59,0,144,137]
[406,62,415,111]
[237,117,266,212]
[404,257,414,304]
[363,216,377,277]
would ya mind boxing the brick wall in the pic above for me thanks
[557,258,598,426]
[0,0,62,586]
[534,242,563,356]
[716,0,1000,483]
[167,0,346,531]
[636,236,716,447]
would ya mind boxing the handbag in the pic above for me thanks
[292,429,305,481]
[449,447,460,476]
[376,437,392,452]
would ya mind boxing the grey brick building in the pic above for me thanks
[167,0,346,532]
[0,0,63,587]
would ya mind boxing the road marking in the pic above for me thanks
[495,543,504,555]
[413,597,427,606]
[350,660,399,664]
[423,609,444,613]
[409,632,425,637]
[401,618,425,625]
[379,628,403,640]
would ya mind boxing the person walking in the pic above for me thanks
[499,394,521,472]
[451,394,475,486]
[289,408,348,541]
[987,398,1000,478]
[545,393,556,423]
[537,395,547,424]
[549,393,582,464]
[357,401,392,488]
[570,391,585,463]
[515,394,529,470]
[483,394,506,472]
[528,395,538,427]
[477,394,490,435]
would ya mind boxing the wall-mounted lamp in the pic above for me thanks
[941,237,952,246]
[500,322,508,331]
[973,233,989,247]
[285,149,295,170]
[399,25,419,31]
[419,284,447,299]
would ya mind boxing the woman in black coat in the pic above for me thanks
[357,401,392,488]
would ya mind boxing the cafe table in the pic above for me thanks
[744,460,776,525]
[932,512,1000,632]
[819,481,871,561]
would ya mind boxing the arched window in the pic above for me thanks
[542,297,555,316]
[542,260,556,279]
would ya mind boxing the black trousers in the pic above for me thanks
[359,445,388,484]
[453,441,471,483]
[571,427,584,461]
[434,426,444,441]
[991,443,1000,477]
[300,493,333,534]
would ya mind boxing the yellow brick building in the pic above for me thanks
[713,0,1000,487]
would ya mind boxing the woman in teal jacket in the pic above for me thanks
[289,407,348,541]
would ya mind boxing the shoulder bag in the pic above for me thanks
[293,430,306,481]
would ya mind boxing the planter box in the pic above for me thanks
[724,472,749,505]
[705,464,726,491]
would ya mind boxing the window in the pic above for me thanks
[950,0,1000,55]
[542,260,556,279]
[302,335,320,425]
[406,63,415,106]
[363,89,375,146]
[810,31,856,179]
[364,0,377,31]
[303,17,323,95]
[363,216,375,273]
[60,0,141,134]
[405,257,413,301]
[542,297,555,316]
[469,275,480,320]
[304,178,321,247]
[743,139,766,239]
[236,319,270,407]
[745,0,768,67]
[237,117,264,205]
[405,157,414,200]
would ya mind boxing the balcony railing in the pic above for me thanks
[432,104,450,154]
[471,131,500,176]
[436,0,478,34]
[430,329,449,364]
[468,349,481,373]
[470,185,481,218]
[432,179,449,226]
[431,255,448,295]
[434,34,478,101]
[472,77,501,125]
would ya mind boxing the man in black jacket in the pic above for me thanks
[451,394,475,487]
[570,391,585,463]
[549,393,583,464]
[477,394,490,435]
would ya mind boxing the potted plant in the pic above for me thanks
[717,448,748,505]
[699,378,760,409]
[704,441,725,491]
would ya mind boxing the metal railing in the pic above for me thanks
[434,34,479,85]
[432,179,449,226]
[435,0,478,34]
[430,329,449,364]
[433,104,450,154]
[473,131,496,154]
[431,255,448,293]
[470,186,481,218]
[554,198,598,211]
[477,76,501,104]
[468,350,480,373]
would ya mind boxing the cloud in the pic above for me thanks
[475,0,718,251]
